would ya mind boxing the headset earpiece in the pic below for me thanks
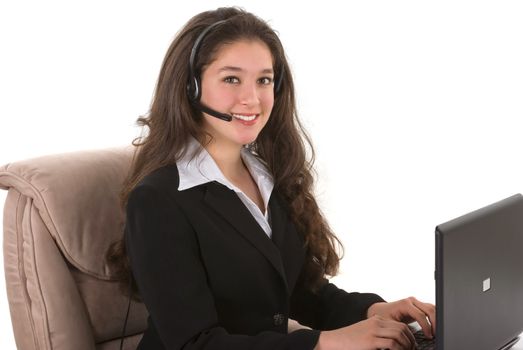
[187,20,227,103]
[274,66,284,95]
[187,76,200,102]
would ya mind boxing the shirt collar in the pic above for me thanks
[176,137,274,203]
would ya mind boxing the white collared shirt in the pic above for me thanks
[176,137,274,237]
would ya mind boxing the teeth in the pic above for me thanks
[232,114,257,121]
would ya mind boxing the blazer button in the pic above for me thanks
[273,313,285,326]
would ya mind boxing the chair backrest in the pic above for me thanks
[0,148,148,350]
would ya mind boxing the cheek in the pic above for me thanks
[202,114,222,130]
[201,81,233,106]
[260,91,275,111]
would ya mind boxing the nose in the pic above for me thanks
[237,81,260,107]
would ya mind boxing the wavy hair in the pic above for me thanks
[106,7,343,300]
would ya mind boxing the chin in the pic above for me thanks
[232,132,260,146]
[236,137,256,146]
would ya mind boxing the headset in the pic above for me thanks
[186,19,285,122]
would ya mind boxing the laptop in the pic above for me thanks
[415,193,523,350]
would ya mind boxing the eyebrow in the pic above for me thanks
[218,66,274,74]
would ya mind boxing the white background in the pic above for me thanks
[1,1,522,348]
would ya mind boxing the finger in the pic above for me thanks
[409,308,432,338]
[374,337,403,350]
[398,320,417,348]
[377,319,416,349]
[420,302,436,336]
[401,298,432,339]
[378,314,417,346]
[412,300,436,337]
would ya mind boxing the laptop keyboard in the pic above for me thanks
[414,329,435,350]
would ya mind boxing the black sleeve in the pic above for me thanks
[125,185,321,350]
[290,267,386,330]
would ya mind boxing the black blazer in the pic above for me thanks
[125,164,384,350]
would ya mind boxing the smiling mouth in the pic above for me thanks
[231,113,259,121]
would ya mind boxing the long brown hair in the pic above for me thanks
[107,6,343,299]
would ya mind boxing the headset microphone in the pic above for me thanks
[191,100,233,122]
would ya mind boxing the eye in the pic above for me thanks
[223,76,240,84]
[258,77,273,85]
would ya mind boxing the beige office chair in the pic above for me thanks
[0,147,313,350]
[0,148,148,350]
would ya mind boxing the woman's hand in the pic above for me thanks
[315,315,417,350]
[366,297,436,339]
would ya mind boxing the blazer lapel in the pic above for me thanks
[268,192,307,294]
[203,182,290,293]
[268,193,286,252]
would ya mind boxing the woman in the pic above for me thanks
[108,6,435,350]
